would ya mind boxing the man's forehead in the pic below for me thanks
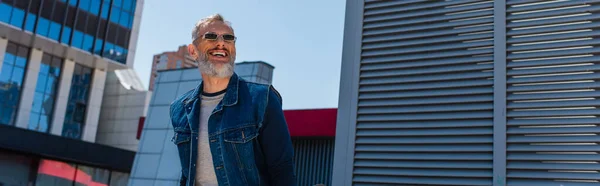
[200,22,234,34]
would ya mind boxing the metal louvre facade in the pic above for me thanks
[333,0,600,186]
[292,138,335,186]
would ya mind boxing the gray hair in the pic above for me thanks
[191,14,233,41]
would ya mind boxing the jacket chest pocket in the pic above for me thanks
[173,132,191,145]
[222,125,260,184]
[223,125,259,143]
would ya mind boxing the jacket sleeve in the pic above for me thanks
[258,86,297,185]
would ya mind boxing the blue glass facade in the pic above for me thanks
[0,0,136,64]
[62,64,92,139]
[29,54,62,133]
[0,42,29,126]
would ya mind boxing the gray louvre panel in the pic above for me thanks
[354,1,494,185]
[507,14,600,28]
[509,99,600,109]
[357,103,492,114]
[361,71,493,85]
[508,126,600,134]
[365,10,493,31]
[356,120,493,129]
[364,17,494,36]
[507,22,600,36]
[507,0,600,13]
[362,41,494,57]
[359,87,493,99]
[361,63,493,78]
[507,64,600,76]
[505,1,600,185]
[507,171,600,180]
[507,48,600,60]
[354,160,492,169]
[508,30,600,44]
[361,56,493,71]
[507,109,600,117]
[508,91,600,100]
[363,25,493,43]
[363,33,493,50]
[508,145,600,152]
[365,0,492,22]
[355,144,493,152]
[508,5,600,20]
[357,111,493,121]
[508,179,600,186]
[508,79,600,91]
[356,136,492,144]
[359,95,493,107]
[362,48,494,64]
[355,152,493,160]
[507,56,598,68]
[508,135,600,143]
[360,79,493,92]
[508,118,600,126]
[356,128,492,136]
[508,39,600,52]
[353,175,491,186]
[507,73,600,84]
[292,139,334,186]
[354,168,491,177]
[363,0,427,9]
[508,162,600,170]
[508,153,600,161]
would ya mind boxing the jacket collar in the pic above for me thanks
[183,72,239,106]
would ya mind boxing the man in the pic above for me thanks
[169,14,296,186]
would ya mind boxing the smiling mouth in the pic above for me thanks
[209,51,228,57]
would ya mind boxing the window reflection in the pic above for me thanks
[0,152,32,186]
[34,159,129,186]
[62,64,92,139]
[76,165,110,186]
[0,0,135,65]
[36,159,76,186]
[49,22,62,41]
[0,42,29,126]
[29,54,62,133]
[109,171,130,186]
[61,27,72,44]
[9,7,25,28]
[72,30,84,48]
[0,3,12,23]
[25,13,37,32]
[36,18,50,37]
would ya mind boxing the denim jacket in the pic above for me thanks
[169,73,297,186]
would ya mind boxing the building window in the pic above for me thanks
[62,64,92,139]
[35,159,77,186]
[35,159,130,186]
[0,0,28,28]
[0,152,33,185]
[109,171,130,186]
[29,54,62,133]
[176,60,182,68]
[0,42,30,126]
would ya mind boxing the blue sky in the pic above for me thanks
[133,0,347,109]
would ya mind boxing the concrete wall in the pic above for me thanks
[96,69,151,151]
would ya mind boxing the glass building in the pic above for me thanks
[0,0,143,185]
[0,0,135,63]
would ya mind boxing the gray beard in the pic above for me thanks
[196,51,235,78]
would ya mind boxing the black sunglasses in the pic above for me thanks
[202,32,236,42]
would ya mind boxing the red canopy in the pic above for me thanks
[283,108,337,137]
